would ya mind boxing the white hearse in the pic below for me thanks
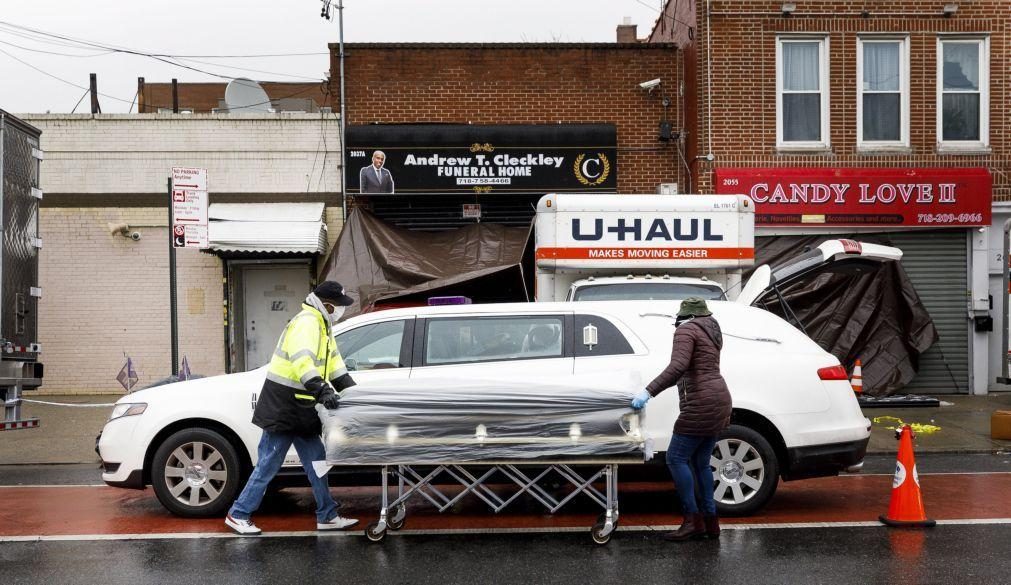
[99,238,897,519]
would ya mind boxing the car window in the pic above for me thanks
[574,314,634,357]
[335,320,407,371]
[573,282,725,301]
[425,316,564,365]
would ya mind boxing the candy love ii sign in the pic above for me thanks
[715,167,991,227]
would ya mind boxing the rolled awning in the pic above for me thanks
[207,202,328,254]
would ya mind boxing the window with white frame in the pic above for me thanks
[777,37,829,149]
[858,37,908,147]
[938,37,989,149]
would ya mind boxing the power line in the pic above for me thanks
[0,28,323,81]
[631,0,695,31]
[170,52,329,59]
[172,56,324,82]
[0,45,136,106]
[0,45,324,112]
[0,37,115,57]
[0,20,326,83]
[0,24,327,59]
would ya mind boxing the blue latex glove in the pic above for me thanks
[631,389,651,410]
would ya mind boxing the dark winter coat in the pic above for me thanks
[645,315,732,436]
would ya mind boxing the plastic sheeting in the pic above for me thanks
[318,209,532,317]
[322,378,651,465]
[750,235,938,396]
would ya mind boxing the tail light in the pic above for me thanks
[818,365,849,380]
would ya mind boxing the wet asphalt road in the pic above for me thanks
[4,524,1011,585]
[4,453,1011,585]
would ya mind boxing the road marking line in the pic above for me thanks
[6,518,1011,542]
[0,484,107,488]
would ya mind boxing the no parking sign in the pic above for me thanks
[171,168,209,249]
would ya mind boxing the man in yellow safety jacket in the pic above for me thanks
[225,281,358,535]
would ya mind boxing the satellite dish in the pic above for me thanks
[224,78,272,113]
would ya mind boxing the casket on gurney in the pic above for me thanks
[321,378,654,465]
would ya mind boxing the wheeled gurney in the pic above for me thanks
[320,378,650,544]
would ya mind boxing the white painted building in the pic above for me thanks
[22,113,343,394]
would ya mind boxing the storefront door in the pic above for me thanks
[241,264,311,369]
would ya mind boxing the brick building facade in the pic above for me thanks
[137,81,326,114]
[332,43,681,199]
[650,0,1007,198]
[649,0,1011,394]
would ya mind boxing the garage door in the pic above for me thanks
[887,230,970,394]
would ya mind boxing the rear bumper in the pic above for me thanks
[783,437,869,481]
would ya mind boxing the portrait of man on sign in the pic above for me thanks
[359,150,395,193]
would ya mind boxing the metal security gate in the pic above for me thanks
[367,194,539,231]
[887,230,970,394]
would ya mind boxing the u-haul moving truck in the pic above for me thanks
[534,194,755,302]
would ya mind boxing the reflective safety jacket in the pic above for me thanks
[252,303,355,435]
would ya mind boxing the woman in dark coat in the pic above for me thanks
[632,297,732,541]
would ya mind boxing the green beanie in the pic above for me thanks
[677,297,712,318]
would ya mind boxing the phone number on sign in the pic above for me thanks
[917,213,984,224]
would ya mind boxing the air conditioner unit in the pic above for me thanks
[657,183,678,195]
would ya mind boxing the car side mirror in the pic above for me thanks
[345,358,358,371]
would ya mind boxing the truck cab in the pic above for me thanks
[565,274,726,301]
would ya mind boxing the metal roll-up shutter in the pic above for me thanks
[366,194,538,231]
[886,229,970,394]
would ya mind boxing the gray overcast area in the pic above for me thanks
[0,0,664,114]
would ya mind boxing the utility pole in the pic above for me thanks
[168,177,179,377]
[321,0,348,221]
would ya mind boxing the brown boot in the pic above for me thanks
[703,514,720,539]
[663,513,705,541]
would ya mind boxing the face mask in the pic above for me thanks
[328,305,346,325]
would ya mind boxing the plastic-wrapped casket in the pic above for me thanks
[322,378,652,465]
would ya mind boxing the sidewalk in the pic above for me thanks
[865,393,1011,454]
[1,393,1011,466]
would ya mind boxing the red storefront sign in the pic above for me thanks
[714,167,992,227]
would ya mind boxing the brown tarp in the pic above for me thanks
[320,209,532,317]
[751,235,939,396]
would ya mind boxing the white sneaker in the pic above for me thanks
[225,515,262,535]
[317,515,359,531]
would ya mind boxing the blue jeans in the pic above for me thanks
[228,430,339,523]
[666,433,718,516]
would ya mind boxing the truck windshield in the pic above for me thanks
[572,283,725,301]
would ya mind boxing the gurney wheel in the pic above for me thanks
[365,521,387,543]
[388,505,407,530]
[591,521,613,545]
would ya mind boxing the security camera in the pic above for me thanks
[129,231,142,241]
[639,78,662,91]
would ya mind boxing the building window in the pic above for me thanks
[777,37,829,150]
[937,37,989,150]
[857,37,909,148]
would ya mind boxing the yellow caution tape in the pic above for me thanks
[872,415,942,435]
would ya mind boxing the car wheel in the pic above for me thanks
[151,428,244,518]
[711,424,779,516]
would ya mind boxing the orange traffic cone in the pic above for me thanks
[851,359,863,394]
[879,424,935,528]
